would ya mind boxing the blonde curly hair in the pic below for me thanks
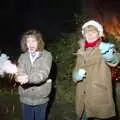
[20,29,45,52]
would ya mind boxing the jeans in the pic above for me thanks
[21,102,48,120]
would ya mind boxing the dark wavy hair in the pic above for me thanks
[20,29,45,52]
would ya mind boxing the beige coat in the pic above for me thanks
[74,42,118,119]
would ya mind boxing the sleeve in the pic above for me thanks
[15,54,28,83]
[72,50,86,82]
[28,52,52,84]
[17,54,27,75]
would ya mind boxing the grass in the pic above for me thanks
[0,89,20,120]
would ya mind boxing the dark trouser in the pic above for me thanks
[21,102,48,120]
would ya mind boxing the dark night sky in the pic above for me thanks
[0,0,77,47]
[0,0,120,57]
[0,0,79,59]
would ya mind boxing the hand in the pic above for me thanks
[16,74,28,85]
[72,68,86,82]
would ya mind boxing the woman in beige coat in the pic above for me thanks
[72,20,119,120]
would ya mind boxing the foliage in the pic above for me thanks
[47,33,79,120]
[105,34,120,52]
[47,31,120,120]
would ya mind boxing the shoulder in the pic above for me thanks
[77,38,85,50]
[42,49,52,55]
[19,52,28,58]
[78,38,85,45]
[18,52,28,61]
[41,49,52,58]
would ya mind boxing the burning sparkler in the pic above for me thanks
[0,53,18,77]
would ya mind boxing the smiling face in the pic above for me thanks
[26,36,38,53]
[84,25,100,42]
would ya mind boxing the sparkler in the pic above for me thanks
[0,53,18,77]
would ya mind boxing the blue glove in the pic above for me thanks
[72,68,86,81]
[99,42,117,63]
[102,48,115,61]
[99,42,114,54]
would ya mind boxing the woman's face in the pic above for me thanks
[84,26,99,42]
[26,36,38,53]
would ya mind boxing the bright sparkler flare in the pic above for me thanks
[0,53,18,77]
[2,60,18,75]
[11,64,18,74]
[6,62,18,74]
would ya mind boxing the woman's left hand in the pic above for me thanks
[16,74,28,85]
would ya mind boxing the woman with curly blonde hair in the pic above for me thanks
[16,29,52,120]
